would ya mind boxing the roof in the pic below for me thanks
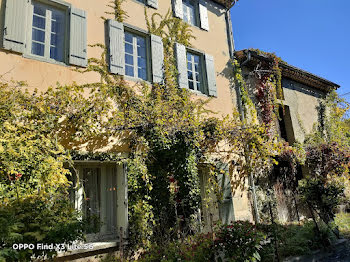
[212,0,237,9]
[235,49,340,92]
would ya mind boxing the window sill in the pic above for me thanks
[182,20,208,32]
[56,239,124,257]
[23,53,68,67]
[130,0,157,9]
[188,89,208,97]
[124,75,152,85]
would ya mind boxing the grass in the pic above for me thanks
[335,212,350,239]
[259,219,339,261]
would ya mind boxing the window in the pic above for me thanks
[71,163,128,241]
[174,43,217,96]
[2,0,87,67]
[124,32,148,81]
[182,0,198,26]
[29,1,66,62]
[187,51,203,93]
[107,20,164,83]
[278,106,296,144]
[173,0,209,31]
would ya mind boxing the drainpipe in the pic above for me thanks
[225,9,235,59]
[236,51,260,224]
[225,7,259,223]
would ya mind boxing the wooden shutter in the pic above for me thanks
[147,0,158,9]
[69,7,87,67]
[107,20,125,75]
[175,43,188,89]
[2,0,28,53]
[199,0,209,31]
[172,0,183,19]
[205,54,217,97]
[151,34,164,83]
[218,164,235,224]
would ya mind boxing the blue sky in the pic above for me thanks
[230,0,350,101]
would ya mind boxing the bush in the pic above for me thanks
[0,194,85,261]
[258,220,337,261]
[334,212,350,238]
[137,221,265,262]
[214,221,265,262]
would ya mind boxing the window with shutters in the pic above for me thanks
[187,51,204,93]
[175,43,217,96]
[173,0,209,31]
[71,163,128,241]
[2,0,87,67]
[28,1,67,62]
[182,0,198,26]
[124,31,149,81]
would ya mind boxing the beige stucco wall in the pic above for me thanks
[282,78,325,142]
[0,0,235,117]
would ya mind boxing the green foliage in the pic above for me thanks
[309,91,350,146]
[258,220,337,261]
[102,0,128,22]
[214,221,265,262]
[137,221,265,262]
[334,213,350,238]
[299,178,345,223]
[0,194,84,261]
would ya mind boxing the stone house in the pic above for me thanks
[0,0,339,259]
[235,49,339,222]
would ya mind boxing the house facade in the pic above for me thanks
[0,0,243,258]
[0,0,339,259]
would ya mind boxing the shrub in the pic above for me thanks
[334,212,350,238]
[214,221,265,262]
[0,194,85,261]
[137,221,265,262]
[258,220,337,261]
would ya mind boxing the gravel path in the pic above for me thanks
[317,241,350,262]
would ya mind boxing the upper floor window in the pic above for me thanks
[182,0,198,26]
[30,1,66,62]
[107,20,164,83]
[2,0,87,67]
[173,0,209,31]
[124,32,148,81]
[174,43,217,97]
[187,51,203,93]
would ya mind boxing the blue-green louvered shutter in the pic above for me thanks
[2,0,28,53]
[107,20,125,75]
[175,43,188,89]
[205,54,217,97]
[199,0,209,31]
[218,164,235,224]
[147,0,158,9]
[151,34,164,83]
[69,7,87,67]
[172,0,183,19]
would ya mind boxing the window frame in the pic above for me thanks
[72,162,126,242]
[24,0,71,66]
[182,0,200,27]
[186,48,208,95]
[123,26,152,82]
